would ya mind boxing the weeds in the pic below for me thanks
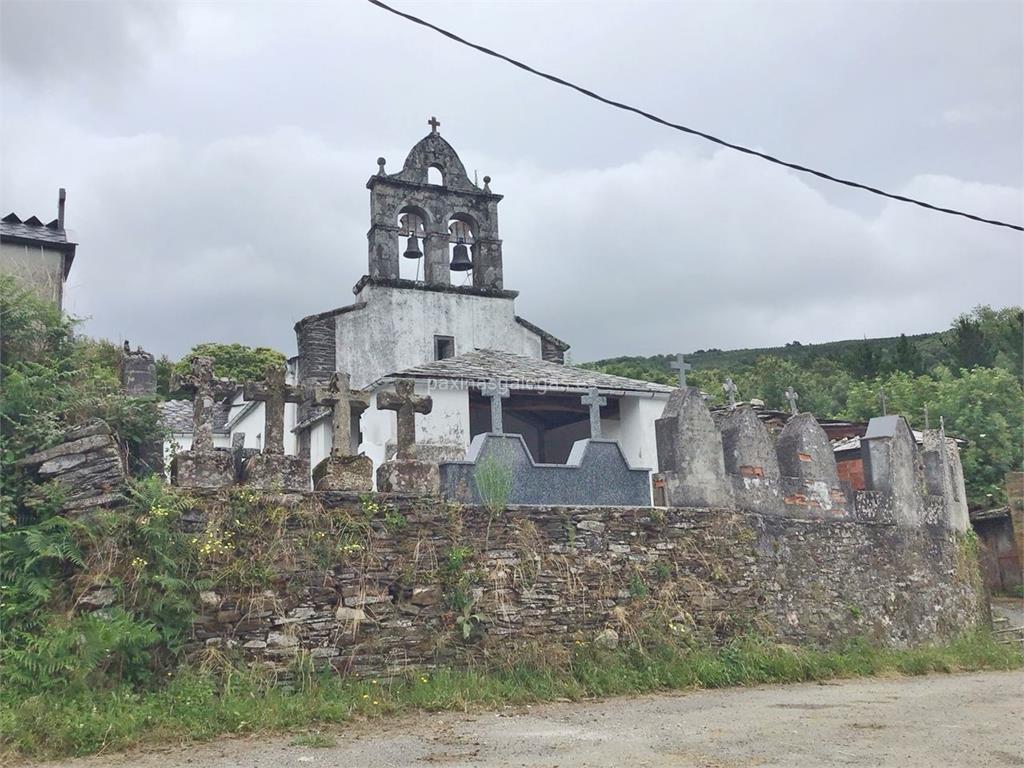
[1,629,1018,760]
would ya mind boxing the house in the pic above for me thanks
[0,188,76,309]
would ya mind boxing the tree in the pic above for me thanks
[947,311,993,371]
[890,334,924,375]
[171,343,286,390]
[847,338,882,380]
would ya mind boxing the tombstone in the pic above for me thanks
[861,415,923,528]
[720,406,782,514]
[240,364,309,492]
[310,372,373,492]
[169,357,235,489]
[669,353,692,387]
[375,379,438,494]
[921,428,963,529]
[776,412,849,517]
[654,387,731,508]
[723,378,738,410]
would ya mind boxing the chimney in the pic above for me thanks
[57,188,66,230]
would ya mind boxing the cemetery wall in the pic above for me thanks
[184,493,986,676]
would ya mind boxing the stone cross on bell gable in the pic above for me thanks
[581,386,607,439]
[785,386,799,416]
[670,353,692,387]
[481,378,510,434]
[172,356,233,454]
[723,377,738,410]
[313,372,370,460]
[428,116,441,134]
[378,379,433,460]
[243,364,304,456]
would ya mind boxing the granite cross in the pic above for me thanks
[172,356,233,454]
[785,386,799,416]
[243,364,304,456]
[670,353,692,387]
[481,378,510,434]
[428,116,440,134]
[378,379,433,461]
[879,390,888,416]
[313,372,370,460]
[581,386,607,439]
[723,377,738,410]
[924,404,930,430]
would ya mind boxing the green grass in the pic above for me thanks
[2,631,1020,761]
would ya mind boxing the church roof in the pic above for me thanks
[380,349,674,395]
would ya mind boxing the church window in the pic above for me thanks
[428,165,444,186]
[434,335,455,360]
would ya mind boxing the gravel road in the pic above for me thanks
[38,670,1024,768]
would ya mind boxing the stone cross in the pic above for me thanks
[313,372,370,460]
[243,364,304,456]
[670,353,692,387]
[172,356,232,454]
[924,404,930,430]
[481,378,510,434]
[879,390,888,416]
[785,386,799,416]
[378,379,433,461]
[723,377,738,410]
[428,116,440,134]
[581,386,607,439]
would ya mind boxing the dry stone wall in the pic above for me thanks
[186,492,985,677]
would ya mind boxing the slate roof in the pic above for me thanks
[379,349,674,395]
[160,399,231,435]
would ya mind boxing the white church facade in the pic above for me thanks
[166,122,672,493]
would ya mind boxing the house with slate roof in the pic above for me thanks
[0,189,77,309]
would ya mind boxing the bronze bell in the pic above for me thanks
[402,234,422,259]
[450,240,472,271]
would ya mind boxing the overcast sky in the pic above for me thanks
[2,0,1021,362]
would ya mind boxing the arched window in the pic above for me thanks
[427,165,444,186]
[397,205,428,281]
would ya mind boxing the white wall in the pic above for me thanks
[617,395,667,471]
[162,432,232,478]
[0,242,65,307]
[225,397,298,455]
[336,283,543,389]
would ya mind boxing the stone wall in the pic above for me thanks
[187,493,985,677]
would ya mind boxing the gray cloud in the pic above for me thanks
[1,1,1020,363]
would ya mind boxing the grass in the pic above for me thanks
[1,631,1020,761]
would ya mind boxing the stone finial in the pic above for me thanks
[482,175,491,193]
[862,415,923,528]
[670,353,692,388]
[377,379,433,460]
[655,386,731,508]
[776,413,839,486]
[785,386,799,416]
[313,371,370,459]
[723,377,738,410]
[377,157,386,175]
[581,386,607,439]
[481,378,510,434]
[243,364,304,456]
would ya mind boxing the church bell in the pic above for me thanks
[402,234,422,259]
[449,240,472,271]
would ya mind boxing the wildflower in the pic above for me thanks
[131,557,148,570]
[361,694,369,699]
[371,679,379,685]
[419,676,428,683]
[372,700,379,706]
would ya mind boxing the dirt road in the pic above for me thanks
[43,670,1023,768]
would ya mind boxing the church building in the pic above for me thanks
[291,120,671,483]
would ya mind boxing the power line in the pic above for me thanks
[368,0,1023,233]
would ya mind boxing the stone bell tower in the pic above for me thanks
[365,117,504,290]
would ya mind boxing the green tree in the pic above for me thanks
[890,333,924,375]
[172,342,286,390]
[947,311,993,371]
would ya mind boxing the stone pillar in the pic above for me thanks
[720,406,782,514]
[472,239,503,290]
[121,347,157,396]
[367,226,400,280]
[776,413,849,517]
[654,387,731,508]
[423,232,450,285]
[862,415,924,528]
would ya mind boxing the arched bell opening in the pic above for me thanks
[447,212,477,281]
[427,164,445,186]
[397,205,429,281]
